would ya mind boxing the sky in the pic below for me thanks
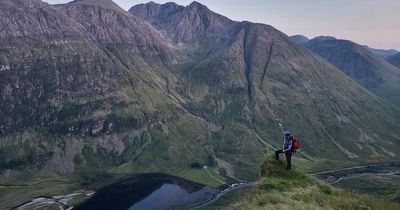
[44,0,400,50]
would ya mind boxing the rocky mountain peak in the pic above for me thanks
[188,1,208,10]
[0,0,86,38]
[1,0,45,8]
[130,1,233,43]
[68,0,124,12]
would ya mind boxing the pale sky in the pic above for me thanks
[44,0,400,50]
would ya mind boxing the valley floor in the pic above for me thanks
[2,159,400,210]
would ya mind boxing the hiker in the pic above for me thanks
[275,131,293,170]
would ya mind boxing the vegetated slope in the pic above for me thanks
[1,0,400,195]
[306,37,400,106]
[132,2,400,164]
[224,157,400,210]
[386,53,400,69]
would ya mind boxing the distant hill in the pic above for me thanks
[386,53,400,69]
[290,35,309,44]
[305,37,400,106]
[365,46,398,59]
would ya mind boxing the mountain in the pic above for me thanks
[305,37,400,106]
[366,46,398,59]
[0,0,210,180]
[1,1,400,208]
[386,53,400,69]
[290,34,309,44]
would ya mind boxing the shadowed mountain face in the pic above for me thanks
[386,53,400,69]
[305,37,400,106]
[1,0,400,191]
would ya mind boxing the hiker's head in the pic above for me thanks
[284,131,290,137]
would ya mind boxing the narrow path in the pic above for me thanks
[193,182,257,209]
[12,190,95,210]
[309,162,400,184]
[309,163,393,176]
[254,131,277,150]
[203,166,226,185]
[331,171,400,184]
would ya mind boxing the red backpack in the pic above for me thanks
[291,136,300,151]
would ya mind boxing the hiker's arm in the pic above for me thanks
[283,143,292,152]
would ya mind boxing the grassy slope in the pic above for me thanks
[225,157,400,210]
[0,175,80,209]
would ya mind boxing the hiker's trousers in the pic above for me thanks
[275,149,292,169]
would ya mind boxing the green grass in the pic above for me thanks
[34,203,60,210]
[67,195,90,207]
[176,167,229,188]
[224,156,400,210]
[0,175,80,210]
[199,187,255,210]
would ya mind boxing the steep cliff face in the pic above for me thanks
[130,1,235,45]
[1,0,400,187]
[0,0,122,134]
[306,37,400,106]
[0,0,85,38]
[0,0,211,180]
[0,0,186,135]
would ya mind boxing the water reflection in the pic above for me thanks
[74,173,217,210]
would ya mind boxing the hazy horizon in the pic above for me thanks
[43,0,400,51]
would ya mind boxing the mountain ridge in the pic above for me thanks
[130,1,235,44]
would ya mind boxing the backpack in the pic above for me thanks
[291,136,300,151]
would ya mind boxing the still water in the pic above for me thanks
[74,173,217,210]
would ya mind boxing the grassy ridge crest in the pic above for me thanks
[226,157,400,210]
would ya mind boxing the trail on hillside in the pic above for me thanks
[203,166,226,185]
[310,162,400,184]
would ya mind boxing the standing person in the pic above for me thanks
[275,131,293,170]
